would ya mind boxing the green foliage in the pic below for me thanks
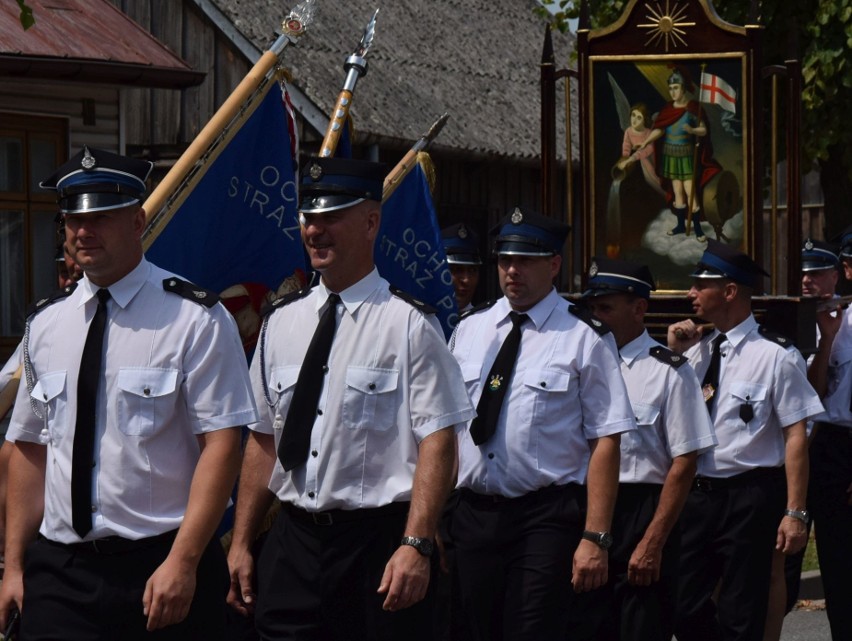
[16,0,34,30]
[542,0,852,179]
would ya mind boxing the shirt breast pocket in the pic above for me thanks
[269,365,301,426]
[461,362,483,403]
[116,368,180,436]
[30,371,68,443]
[729,380,768,430]
[623,402,661,453]
[343,367,399,431]
[522,369,571,430]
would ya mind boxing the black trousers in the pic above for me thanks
[571,483,678,641]
[809,423,852,640]
[450,484,584,641]
[673,467,785,641]
[20,532,229,640]
[254,502,436,641]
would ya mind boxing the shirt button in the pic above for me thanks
[308,491,315,498]
[488,453,495,460]
[317,409,323,416]
[143,387,151,396]
[90,505,97,513]
[540,382,547,388]
[322,365,329,373]
[311,450,318,457]
[369,383,376,391]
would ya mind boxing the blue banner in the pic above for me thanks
[376,165,458,337]
[146,82,308,355]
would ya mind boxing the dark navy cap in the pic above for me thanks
[582,257,656,300]
[299,157,386,214]
[40,146,153,215]
[801,238,839,272]
[442,223,482,265]
[837,225,852,259]
[490,207,570,256]
[691,239,769,288]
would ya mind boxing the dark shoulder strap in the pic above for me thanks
[568,304,611,336]
[26,283,77,318]
[649,345,687,369]
[162,278,219,308]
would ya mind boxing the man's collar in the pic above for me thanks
[496,287,560,329]
[77,258,148,310]
[318,267,381,315]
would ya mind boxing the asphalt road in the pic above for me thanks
[780,601,831,641]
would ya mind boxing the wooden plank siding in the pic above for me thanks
[0,81,120,153]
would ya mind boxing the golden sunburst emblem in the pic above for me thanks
[638,1,696,52]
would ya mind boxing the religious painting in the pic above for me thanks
[588,55,747,291]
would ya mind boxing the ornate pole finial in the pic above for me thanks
[319,9,380,158]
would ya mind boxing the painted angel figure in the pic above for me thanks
[609,73,664,195]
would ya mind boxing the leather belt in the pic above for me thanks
[459,483,582,505]
[693,466,784,492]
[42,529,178,555]
[283,501,409,526]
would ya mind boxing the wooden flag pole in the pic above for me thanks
[142,0,316,246]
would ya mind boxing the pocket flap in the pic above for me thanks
[269,365,301,393]
[345,367,399,394]
[461,362,483,384]
[632,401,661,426]
[523,369,570,392]
[117,368,179,398]
[730,380,767,402]
[832,344,852,366]
[31,370,66,402]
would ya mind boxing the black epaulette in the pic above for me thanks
[390,286,437,314]
[460,299,496,321]
[568,304,611,336]
[162,278,219,308]
[758,325,794,349]
[649,345,687,369]
[261,287,312,317]
[26,283,77,318]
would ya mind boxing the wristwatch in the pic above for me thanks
[582,530,614,550]
[400,536,434,557]
[784,508,810,525]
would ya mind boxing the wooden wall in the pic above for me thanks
[106,0,250,153]
[0,81,119,152]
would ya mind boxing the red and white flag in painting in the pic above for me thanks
[700,72,737,113]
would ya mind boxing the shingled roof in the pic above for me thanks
[206,0,576,161]
[0,0,203,88]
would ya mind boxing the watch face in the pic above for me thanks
[601,532,614,549]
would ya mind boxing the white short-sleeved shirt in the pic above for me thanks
[451,289,636,497]
[618,331,717,484]
[683,315,823,477]
[8,258,258,543]
[812,307,852,427]
[250,268,475,512]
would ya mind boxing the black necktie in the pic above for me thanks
[72,288,110,538]
[469,312,527,445]
[702,333,726,414]
[279,293,341,471]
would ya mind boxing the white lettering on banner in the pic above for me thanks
[228,166,300,240]
[378,228,454,309]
